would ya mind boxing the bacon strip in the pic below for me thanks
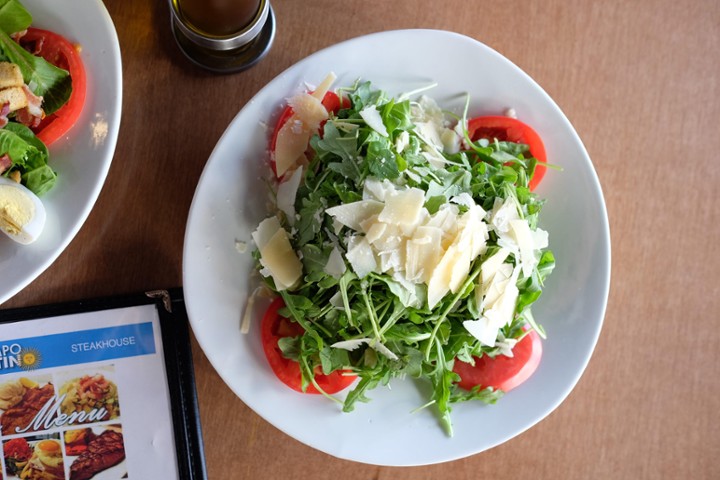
[14,86,44,128]
[0,102,9,128]
[0,154,11,174]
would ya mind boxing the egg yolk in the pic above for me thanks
[38,440,60,453]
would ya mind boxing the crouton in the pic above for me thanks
[0,62,24,90]
[0,87,28,112]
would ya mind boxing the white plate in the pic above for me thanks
[0,0,122,304]
[183,30,611,466]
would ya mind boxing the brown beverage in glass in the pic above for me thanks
[175,0,261,37]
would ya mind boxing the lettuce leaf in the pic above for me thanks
[0,28,71,114]
[0,0,31,34]
[0,122,55,195]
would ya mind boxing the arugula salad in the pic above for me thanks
[251,73,555,435]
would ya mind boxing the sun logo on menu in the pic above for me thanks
[19,347,42,370]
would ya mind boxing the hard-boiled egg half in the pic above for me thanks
[0,176,46,244]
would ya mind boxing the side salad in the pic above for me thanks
[0,0,86,244]
[251,73,555,435]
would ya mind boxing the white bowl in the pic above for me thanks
[183,29,610,466]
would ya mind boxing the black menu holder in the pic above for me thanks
[0,288,206,480]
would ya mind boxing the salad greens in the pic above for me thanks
[0,0,31,34]
[0,28,71,115]
[0,0,70,194]
[0,122,53,194]
[0,0,70,114]
[255,80,555,435]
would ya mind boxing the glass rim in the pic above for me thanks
[169,0,269,51]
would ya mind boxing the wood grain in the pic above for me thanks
[3,0,719,478]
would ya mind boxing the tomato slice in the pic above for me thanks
[268,91,348,176]
[452,330,542,393]
[261,297,356,394]
[467,116,547,191]
[19,27,87,146]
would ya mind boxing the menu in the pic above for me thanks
[0,291,205,480]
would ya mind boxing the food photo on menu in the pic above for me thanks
[0,375,55,436]
[0,366,128,479]
[64,425,127,480]
[56,368,121,425]
[2,433,64,480]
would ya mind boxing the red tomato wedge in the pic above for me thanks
[269,91,348,175]
[467,116,547,191]
[453,330,542,393]
[19,27,87,146]
[261,297,356,394]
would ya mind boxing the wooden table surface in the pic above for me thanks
[3,0,719,478]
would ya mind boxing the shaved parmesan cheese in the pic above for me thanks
[489,196,521,234]
[362,177,395,201]
[378,187,425,226]
[426,204,489,307]
[332,218,344,235]
[468,260,520,346]
[360,105,388,137]
[421,147,448,169]
[365,221,387,244]
[463,317,500,347]
[482,264,513,309]
[332,338,370,351]
[406,226,443,283]
[274,75,336,177]
[481,248,511,285]
[441,128,461,154]
[276,166,303,225]
[370,339,399,361]
[345,237,378,278]
[414,121,444,148]
[240,286,270,334]
[329,291,345,310]
[533,227,549,250]
[395,130,410,153]
[252,216,282,250]
[483,266,520,327]
[258,227,303,290]
[426,203,460,240]
[495,333,519,357]
[324,246,347,278]
[450,192,476,208]
[274,119,312,177]
[448,245,473,294]
[331,337,399,361]
[368,223,403,252]
[412,95,444,123]
[427,243,462,309]
[288,93,329,128]
[326,200,384,231]
[378,245,405,273]
[310,72,337,100]
[510,219,537,278]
